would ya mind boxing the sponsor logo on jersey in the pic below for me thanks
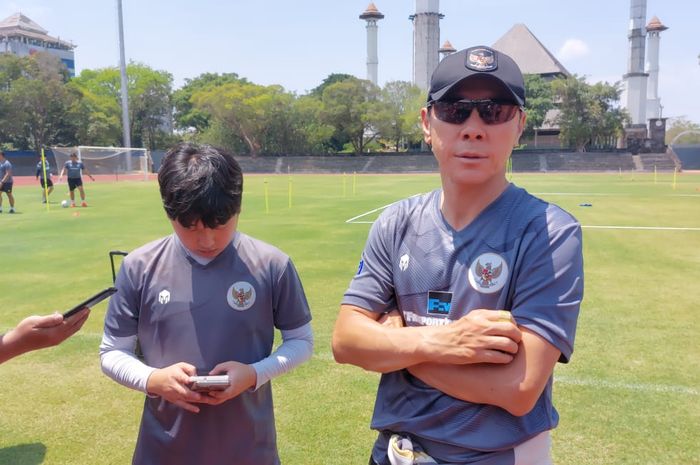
[158,289,170,304]
[468,252,509,294]
[227,281,256,311]
[427,290,452,316]
[399,254,410,271]
[357,259,364,275]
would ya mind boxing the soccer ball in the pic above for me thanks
[61,200,69,208]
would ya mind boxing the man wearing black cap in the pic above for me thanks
[333,46,583,465]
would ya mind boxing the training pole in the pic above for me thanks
[264,178,270,213]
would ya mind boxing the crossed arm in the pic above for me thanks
[332,305,560,416]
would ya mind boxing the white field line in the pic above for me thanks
[313,352,697,396]
[346,203,700,231]
[345,194,422,224]
[582,225,700,231]
[553,375,698,396]
[533,192,700,198]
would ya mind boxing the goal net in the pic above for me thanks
[50,146,151,181]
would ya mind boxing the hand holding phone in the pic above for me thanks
[63,287,118,318]
[189,375,230,392]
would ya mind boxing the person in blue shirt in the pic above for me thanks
[333,46,584,465]
[0,151,16,213]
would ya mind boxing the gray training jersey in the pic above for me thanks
[63,160,84,178]
[342,184,583,465]
[103,232,312,465]
[0,159,12,182]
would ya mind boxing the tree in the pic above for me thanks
[522,74,554,140]
[192,81,294,156]
[0,52,80,153]
[551,76,627,151]
[371,81,424,151]
[666,117,700,145]
[72,63,173,149]
[172,72,247,132]
[318,77,380,155]
[309,73,356,98]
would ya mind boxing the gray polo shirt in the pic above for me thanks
[0,159,12,183]
[63,160,84,178]
[104,231,312,465]
[343,184,583,465]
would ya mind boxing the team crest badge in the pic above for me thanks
[466,47,497,71]
[227,281,256,311]
[468,253,508,294]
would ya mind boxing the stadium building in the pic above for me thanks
[0,12,76,76]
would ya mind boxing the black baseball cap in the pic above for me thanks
[427,45,525,106]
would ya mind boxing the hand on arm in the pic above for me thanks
[408,327,561,416]
[332,305,521,373]
[0,309,90,364]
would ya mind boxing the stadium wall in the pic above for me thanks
[5,149,679,176]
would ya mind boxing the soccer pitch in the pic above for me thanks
[1,172,698,464]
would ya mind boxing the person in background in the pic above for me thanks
[58,152,94,207]
[0,151,16,213]
[36,156,55,203]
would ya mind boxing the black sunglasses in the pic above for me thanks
[429,99,521,125]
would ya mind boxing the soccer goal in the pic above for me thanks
[50,146,151,181]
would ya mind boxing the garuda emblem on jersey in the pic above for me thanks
[227,281,256,311]
[468,252,509,294]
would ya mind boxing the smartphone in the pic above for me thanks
[189,375,230,392]
[63,287,118,318]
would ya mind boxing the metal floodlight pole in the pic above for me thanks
[117,0,132,171]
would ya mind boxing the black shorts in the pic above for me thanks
[68,178,83,191]
[40,178,54,188]
[0,182,12,193]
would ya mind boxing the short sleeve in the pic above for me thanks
[272,258,312,331]
[511,211,584,363]
[341,211,397,313]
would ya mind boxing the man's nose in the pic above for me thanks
[459,111,486,140]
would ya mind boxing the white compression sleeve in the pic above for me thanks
[251,322,314,391]
[100,333,155,393]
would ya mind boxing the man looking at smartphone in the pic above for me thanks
[332,46,583,464]
[100,143,313,465]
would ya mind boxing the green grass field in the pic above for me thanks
[1,171,699,465]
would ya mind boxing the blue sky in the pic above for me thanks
[2,0,698,123]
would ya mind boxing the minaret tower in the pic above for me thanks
[623,0,649,126]
[359,3,384,85]
[645,16,668,120]
[410,0,443,91]
[439,40,456,60]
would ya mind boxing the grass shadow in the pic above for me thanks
[0,443,46,464]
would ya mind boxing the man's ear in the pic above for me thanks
[515,110,527,146]
[420,107,432,145]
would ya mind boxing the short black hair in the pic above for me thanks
[158,142,243,228]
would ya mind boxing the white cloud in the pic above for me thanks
[558,39,591,61]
